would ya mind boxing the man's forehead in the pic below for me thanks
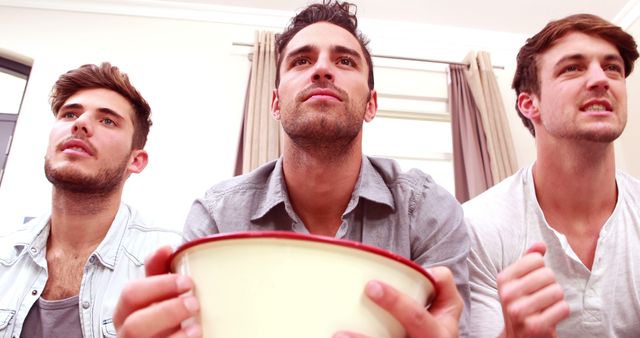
[541,31,621,62]
[62,88,135,120]
[283,22,364,57]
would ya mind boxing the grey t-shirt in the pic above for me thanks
[21,295,82,338]
[183,155,471,336]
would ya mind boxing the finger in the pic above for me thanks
[499,266,557,304]
[113,274,194,329]
[505,282,565,323]
[497,253,545,286]
[365,280,453,338]
[426,266,463,321]
[524,242,547,256]
[119,294,200,338]
[520,300,571,336]
[145,245,174,276]
[152,322,202,338]
[332,331,369,338]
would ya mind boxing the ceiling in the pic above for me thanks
[177,0,635,35]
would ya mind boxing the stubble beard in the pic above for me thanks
[543,113,626,143]
[280,84,369,157]
[44,155,130,195]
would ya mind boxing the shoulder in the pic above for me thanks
[0,216,49,262]
[367,157,464,238]
[202,160,277,199]
[367,156,457,206]
[119,206,183,262]
[618,170,640,194]
[463,167,530,230]
[463,168,533,268]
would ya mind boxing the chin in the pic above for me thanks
[577,127,623,143]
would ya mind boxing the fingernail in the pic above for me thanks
[184,323,202,338]
[176,275,193,293]
[183,295,200,313]
[365,281,384,300]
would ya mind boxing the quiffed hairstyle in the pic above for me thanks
[50,62,152,149]
[274,0,374,90]
[512,13,639,136]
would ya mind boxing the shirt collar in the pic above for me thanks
[9,216,51,260]
[90,203,132,269]
[251,157,288,221]
[250,155,395,221]
[5,204,132,270]
[353,155,395,210]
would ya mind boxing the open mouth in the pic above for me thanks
[580,100,612,112]
[60,138,94,156]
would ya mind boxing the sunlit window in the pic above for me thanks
[0,55,31,185]
[363,58,454,194]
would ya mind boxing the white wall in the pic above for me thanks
[618,18,640,177]
[0,4,537,232]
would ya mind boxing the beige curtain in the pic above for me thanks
[448,64,493,203]
[463,51,517,183]
[235,31,281,175]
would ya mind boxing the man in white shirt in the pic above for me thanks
[0,63,181,338]
[465,14,640,337]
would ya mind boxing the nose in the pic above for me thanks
[312,55,334,83]
[586,63,610,93]
[71,113,93,137]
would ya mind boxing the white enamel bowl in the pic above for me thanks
[170,231,436,338]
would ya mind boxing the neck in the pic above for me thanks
[282,134,363,237]
[534,138,617,214]
[49,185,123,252]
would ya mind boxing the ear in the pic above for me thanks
[127,149,148,174]
[517,92,541,123]
[271,89,281,120]
[363,89,378,123]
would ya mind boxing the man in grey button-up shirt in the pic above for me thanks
[114,2,469,337]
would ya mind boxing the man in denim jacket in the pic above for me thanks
[0,63,181,338]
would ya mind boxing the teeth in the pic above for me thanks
[585,104,607,111]
[68,147,86,152]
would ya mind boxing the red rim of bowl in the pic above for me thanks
[169,231,437,291]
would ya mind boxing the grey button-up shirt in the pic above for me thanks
[184,155,470,336]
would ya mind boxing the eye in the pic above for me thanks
[604,63,624,75]
[561,64,581,73]
[59,111,78,119]
[102,118,116,126]
[338,56,356,67]
[291,57,311,67]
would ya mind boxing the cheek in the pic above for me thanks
[46,128,63,153]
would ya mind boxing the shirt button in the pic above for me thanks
[89,256,95,264]
[82,301,91,309]
[30,247,38,254]
[31,290,38,296]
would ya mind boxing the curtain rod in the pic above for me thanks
[232,42,505,70]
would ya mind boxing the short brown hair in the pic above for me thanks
[275,0,374,90]
[512,14,639,136]
[50,62,152,149]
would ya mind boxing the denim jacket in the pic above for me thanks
[0,203,182,338]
